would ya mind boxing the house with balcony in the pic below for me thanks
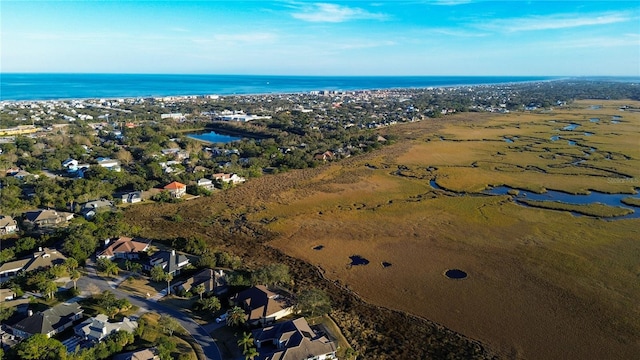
[163,181,187,198]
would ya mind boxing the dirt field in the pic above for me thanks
[124,100,640,359]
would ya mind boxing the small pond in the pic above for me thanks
[444,269,468,279]
[562,123,580,131]
[349,255,370,266]
[503,137,514,143]
[313,245,324,251]
[589,118,600,123]
[611,120,620,124]
[584,132,594,136]
[382,262,392,268]
[550,135,560,141]
[568,140,576,146]
[187,130,242,144]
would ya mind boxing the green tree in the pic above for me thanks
[70,269,81,290]
[165,272,173,295]
[158,315,180,337]
[150,265,166,282]
[64,257,79,272]
[0,305,15,322]
[193,283,205,300]
[15,334,66,360]
[237,332,254,353]
[197,296,221,312]
[296,288,332,318]
[38,279,58,299]
[227,306,246,327]
[243,346,259,360]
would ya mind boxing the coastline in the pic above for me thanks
[0,74,566,102]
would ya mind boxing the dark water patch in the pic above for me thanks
[550,135,560,141]
[562,123,580,131]
[612,115,622,120]
[349,255,370,266]
[589,118,600,123]
[444,269,468,279]
[584,132,594,136]
[382,262,392,268]
[568,140,576,146]
[503,137,514,143]
[430,179,442,190]
[313,245,324,251]
[188,130,242,144]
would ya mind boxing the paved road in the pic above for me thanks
[76,260,222,360]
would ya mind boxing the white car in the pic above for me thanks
[215,313,228,323]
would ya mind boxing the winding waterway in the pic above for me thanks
[429,180,640,220]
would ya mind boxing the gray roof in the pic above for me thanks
[252,317,337,360]
[12,302,83,336]
[148,250,189,275]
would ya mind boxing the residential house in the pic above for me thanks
[121,191,143,204]
[112,348,160,360]
[174,269,227,296]
[313,151,334,162]
[9,302,83,339]
[144,250,189,276]
[163,181,187,198]
[231,285,295,327]
[97,237,151,260]
[13,170,39,180]
[196,178,215,191]
[96,157,121,172]
[212,173,245,185]
[0,215,18,235]
[23,209,74,229]
[62,158,79,172]
[0,248,67,280]
[74,314,138,342]
[252,317,337,360]
[80,199,114,219]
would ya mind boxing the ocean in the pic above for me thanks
[0,74,565,101]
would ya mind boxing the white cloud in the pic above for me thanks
[291,3,387,23]
[479,11,633,32]
[545,34,640,49]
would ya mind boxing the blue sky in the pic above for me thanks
[2,1,639,75]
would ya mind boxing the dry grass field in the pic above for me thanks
[124,100,640,359]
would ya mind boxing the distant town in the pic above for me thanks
[0,79,638,360]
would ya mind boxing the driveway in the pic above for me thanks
[76,260,221,360]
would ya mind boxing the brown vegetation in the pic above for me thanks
[123,100,640,359]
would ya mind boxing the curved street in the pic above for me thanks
[75,260,222,360]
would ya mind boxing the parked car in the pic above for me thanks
[215,313,228,323]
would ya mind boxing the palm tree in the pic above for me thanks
[227,306,246,327]
[244,346,259,360]
[237,332,253,353]
[165,272,173,295]
[70,269,81,290]
[194,283,205,300]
